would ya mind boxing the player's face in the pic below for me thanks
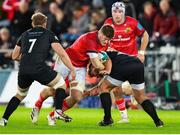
[98,31,110,46]
[112,9,124,24]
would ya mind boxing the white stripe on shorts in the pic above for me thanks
[131,83,145,90]
[106,76,123,87]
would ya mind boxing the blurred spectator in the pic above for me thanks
[34,0,50,15]
[61,5,90,45]
[11,1,33,39]
[152,0,179,46]
[92,0,104,9]
[63,0,84,18]
[139,1,157,37]
[124,0,136,18]
[2,0,20,21]
[102,0,117,17]
[47,2,58,29]
[89,9,106,31]
[0,27,13,68]
[48,2,70,39]
[54,0,67,10]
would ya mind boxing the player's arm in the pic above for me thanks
[140,30,149,53]
[99,57,112,75]
[51,43,76,79]
[90,56,105,70]
[138,31,149,63]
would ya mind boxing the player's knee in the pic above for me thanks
[48,88,55,96]
[42,87,55,97]
[17,86,29,98]
[15,93,26,101]
[70,81,85,92]
[134,94,147,104]
[52,77,66,90]
[113,87,122,96]
[99,84,110,93]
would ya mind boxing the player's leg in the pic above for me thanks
[98,78,115,126]
[129,60,164,128]
[58,67,86,111]
[46,73,71,122]
[0,74,32,126]
[35,87,55,110]
[132,87,164,127]
[31,87,55,124]
[47,67,86,125]
[112,86,129,123]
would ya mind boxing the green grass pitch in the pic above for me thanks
[0,106,180,134]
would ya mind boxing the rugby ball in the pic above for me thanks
[98,51,108,62]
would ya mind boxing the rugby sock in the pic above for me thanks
[54,88,66,110]
[35,94,45,109]
[49,111,54,117]
[49,99,70,117]
[141,100,160,122]
[115,98,128,119]
[3,96,21,120]
[62,99,70,112]
[100,93,112,121]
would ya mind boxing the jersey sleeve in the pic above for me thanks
[134,20,145,36]
[16,35,22,47]
[49,32,60,44]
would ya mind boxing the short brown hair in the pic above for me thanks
[101,25,114,39]
[31,12,47,26]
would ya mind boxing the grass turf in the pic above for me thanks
[0,106,180,134]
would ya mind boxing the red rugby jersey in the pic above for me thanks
[66,31,108,67]
[104,16,145,56]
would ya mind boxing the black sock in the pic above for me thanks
[54,88,66,110]
[3,96,21,120]
[100,93,112,121]
[141,99,160,122]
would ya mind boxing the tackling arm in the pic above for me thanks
[51,43,76,79]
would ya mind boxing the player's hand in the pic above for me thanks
[137,54,145,63]
[107,47,117,52]
[99,70,109,76]
[70,69,76,80]
[83,91,91,98]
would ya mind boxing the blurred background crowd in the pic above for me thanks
[0,0,180,109]
[0,0,180,67]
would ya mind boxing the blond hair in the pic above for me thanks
[31,12,47,27]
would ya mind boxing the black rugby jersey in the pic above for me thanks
[16,27,59,74]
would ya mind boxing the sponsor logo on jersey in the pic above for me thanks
[113,35,130,41]
[124,27,131,33]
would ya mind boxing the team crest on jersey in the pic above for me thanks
[124,27,131,33]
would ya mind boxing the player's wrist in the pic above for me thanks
[138,50,145,55]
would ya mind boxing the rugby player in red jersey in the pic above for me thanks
[30,25,114,126]
[103,1,149,123]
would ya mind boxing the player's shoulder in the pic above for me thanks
[20,28,32,39]
[104,17,113,24]
[44,28,54,35]
[82,31,97,40]
[126,16,138,23]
